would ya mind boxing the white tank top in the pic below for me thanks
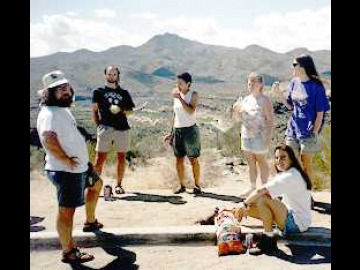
[173,90,197,128]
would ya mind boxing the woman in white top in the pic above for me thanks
[233,144,312,255]
[164,72,202,194]
[233,73,274,197]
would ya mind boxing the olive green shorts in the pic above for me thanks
[173,125,201,158]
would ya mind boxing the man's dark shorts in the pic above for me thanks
[173,125,201,158]
[46,165,101,208]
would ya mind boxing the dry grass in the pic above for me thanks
[313,125,331,190]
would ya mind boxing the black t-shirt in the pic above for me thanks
[92,86,135,130]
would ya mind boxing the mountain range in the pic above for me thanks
[30,33,331,98]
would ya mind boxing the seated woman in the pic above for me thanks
[233,144,312,255]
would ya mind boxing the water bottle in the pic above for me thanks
[245,233,254,251]
[104,185,113,201]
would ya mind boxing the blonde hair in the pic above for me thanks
[248,72,264,92]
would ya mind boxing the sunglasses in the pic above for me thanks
[55,83,70,91]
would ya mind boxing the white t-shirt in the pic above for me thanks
[239,94,267,138]
[264,168,311,232]
[37,106,89,173]
[173,90,196,128]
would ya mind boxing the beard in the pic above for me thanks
[106,78,118,85]
[56,95,73,107]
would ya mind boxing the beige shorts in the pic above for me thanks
[95,125,130,153]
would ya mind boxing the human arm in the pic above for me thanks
[282,94,294,111]
[172,88,197,114]
[41,131,79,169]
[91,103,100,126]
[281,82,294,110]
[233,187,270,219]
[232,99,242,122]
[263,96,274,147]
[313,111,324,135]
[163,113,175,144]
[313,84,330,135]
[122,90,136,115]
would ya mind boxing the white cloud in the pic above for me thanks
[66,11,78,17]
[30,14,142,57]
[251,6,331,52]
[30,6,330,57]
[94,9,117,18]
[131,12,157,20]
[148,6,330,52]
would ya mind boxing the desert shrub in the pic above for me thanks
[313,124,331,190]
[30,146,45,171]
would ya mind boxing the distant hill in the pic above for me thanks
[30,33,331,97]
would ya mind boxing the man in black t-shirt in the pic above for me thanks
[91,66,135,194]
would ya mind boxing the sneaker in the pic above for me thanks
[174,185,186,194]
[193,185,202,194]
[114,185,125,194]
[249,234,278,256]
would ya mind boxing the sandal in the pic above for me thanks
[61,247,94,264]
[114,185,125,194]
[83,219,104,232]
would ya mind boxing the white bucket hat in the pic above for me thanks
[37,70,69,96]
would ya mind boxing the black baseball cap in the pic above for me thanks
[177,72,192,84]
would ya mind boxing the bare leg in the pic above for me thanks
[176,157,186,187]
[248,195,288,231]
[85,179,103,223]
[188,157,200,187]
[301,153,314,185]
[93,152,108,175]
[241,150,257,196]
[116,152,127,186]
[57,207,76,252]
[255,154,270,185]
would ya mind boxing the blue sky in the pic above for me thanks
[30,0,331,57]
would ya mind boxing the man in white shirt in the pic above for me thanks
[37,71,103,264]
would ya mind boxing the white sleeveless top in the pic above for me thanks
[173,90,197,128]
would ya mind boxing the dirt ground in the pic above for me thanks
[30,154,331,269]
[30,244,331,270]
[30,154,331,232]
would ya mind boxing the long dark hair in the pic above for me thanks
[274,144,312,190]
[40,86,74,107]
[296,54,323,86]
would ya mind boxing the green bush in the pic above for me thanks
[313,124,331,190]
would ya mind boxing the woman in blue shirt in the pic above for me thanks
[282,55,330,186]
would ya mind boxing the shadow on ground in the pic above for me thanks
[100,192,187,205]
[274,244,331,264]
[70,231,138,270]
[30,225,46,232]
[30,216,46,232]
[194,191,243,203]
[312,201,331,215]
